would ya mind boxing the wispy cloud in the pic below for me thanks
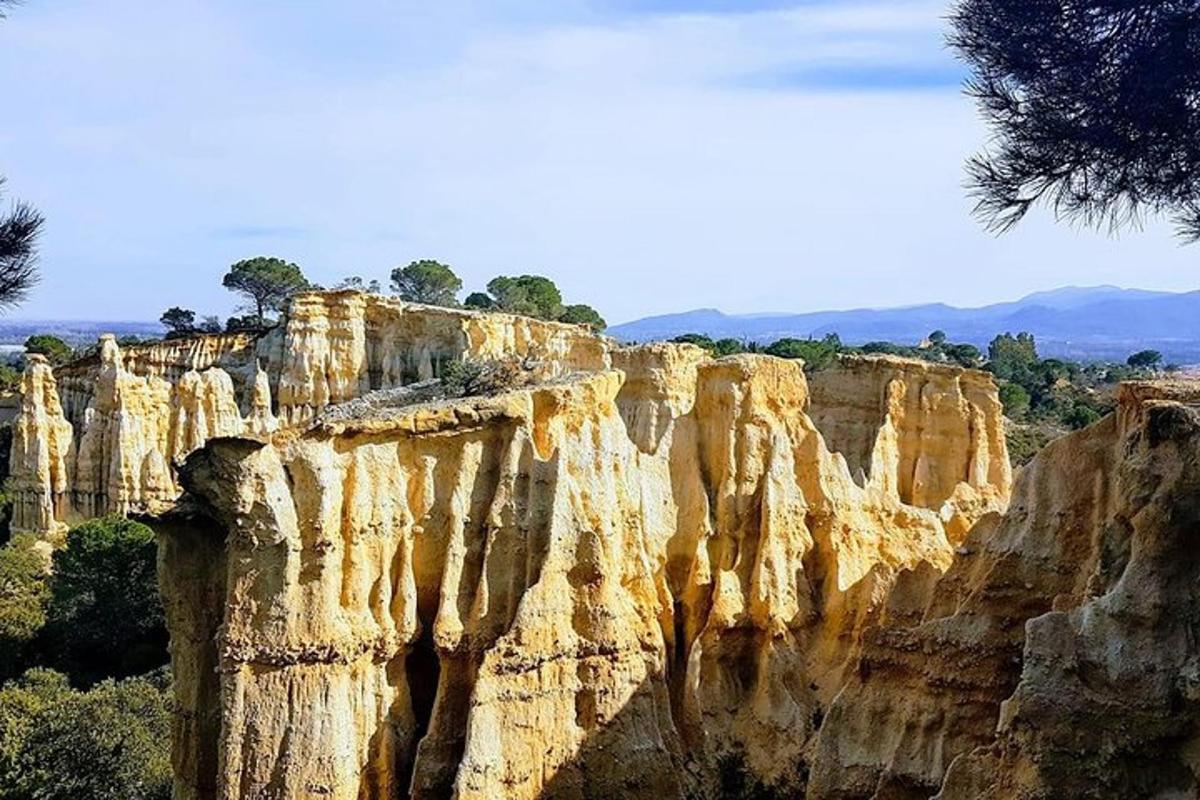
[0,0,1193,324]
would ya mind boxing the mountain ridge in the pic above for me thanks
[609,285,1200,363]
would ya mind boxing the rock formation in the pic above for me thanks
[8,292,610,541]
[153,333,1012,799]
[18,290,1197,799]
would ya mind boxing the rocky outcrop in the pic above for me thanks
[8,292,611,542]
[29,292,1194,799]
[808,380,1200,800]
[8,355,73,545]
[156,345,1012,799]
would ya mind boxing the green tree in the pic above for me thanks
[0,668,70,799]
[1063,402,1102,431]
[711,338,747,357]
[998,382,1031,418]
[1127,350,1164,370]
[943,342,983,368]
[485,275,563,320]
[222,257,308,323]
[987,332,1038,381]
[927,330,947,345]
[764,334,843,372]
[0,178,43,311]
[198,315,222,334]
[390,260,461,306]
[336,275,381,293]
[557,304,606,330]
[671,333,716,351]
[224,314,265,333]
[0,535,48,680]
[23,335,71,365]
[951,0,1200,241]
[4,670,171,800]
[159,307,196,337]
[42,517,167,684]
[463,292,494,310]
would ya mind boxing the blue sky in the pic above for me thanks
[0,0,1195,323]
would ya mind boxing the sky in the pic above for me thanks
[0,0,1196,324]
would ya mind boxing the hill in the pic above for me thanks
[609,286,1200,363]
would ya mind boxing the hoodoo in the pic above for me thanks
[12,290,1199,798]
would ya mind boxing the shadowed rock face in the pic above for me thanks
[152,332,1012,800]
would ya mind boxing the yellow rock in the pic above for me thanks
[154,337,1011,799]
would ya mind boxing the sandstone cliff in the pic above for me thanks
[155,338,1011,799]
[8,292,610,541]
[25,293,1191,799]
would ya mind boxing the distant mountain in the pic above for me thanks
[0,319,164,349]
[609,286,1200,363]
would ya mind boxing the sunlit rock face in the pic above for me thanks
[31,298,1196,800]
[156,343,1011,800]
[7,291,610,542]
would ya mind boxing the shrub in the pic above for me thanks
[42,517,166,685]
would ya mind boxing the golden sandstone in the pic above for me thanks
[10,290,1200,798]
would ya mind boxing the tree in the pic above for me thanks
[23,335,71,365]
[42,517,167,684]
[485,275,563,320]
[987,332,1038,381]
[198,315,222,334]
[1127,349,1164,370]
[0,535,48,680]
[222,257,308,323]
[464,292,495,310]
[943,342,983,368]
[557,304,606,330]
[927,330,947,346]
[337,276,381,293]
[764,334,843,372]
[390,260,461,306]
[0,177,43,310]
[998,382,1031,418]
[159,306,196,336]
[950,1,1200,241]
[224,314,265,333]
[2,670,171,800]
[0,668,70,799]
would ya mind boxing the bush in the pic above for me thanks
[997,382,1031,418]
[763,335,842,372]
[0,536,47,681]
[22,336,71,365]
[41,517,167,685]
[0,669,171,800]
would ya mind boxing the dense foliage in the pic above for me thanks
[950,0,1200,241]
[0,177,43,310]
[222,256,309,324]
[0,516,172,799]
[391,260,462,306]
[40,517,168,684]
[0,668,171,800]
[21,335,71,365]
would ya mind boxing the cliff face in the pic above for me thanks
[156,338,1011,800]
[8,292,610,541]
[27,295,1194,799]
[807,380,1200,800]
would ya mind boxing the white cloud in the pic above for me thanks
[0,0,1193,324]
